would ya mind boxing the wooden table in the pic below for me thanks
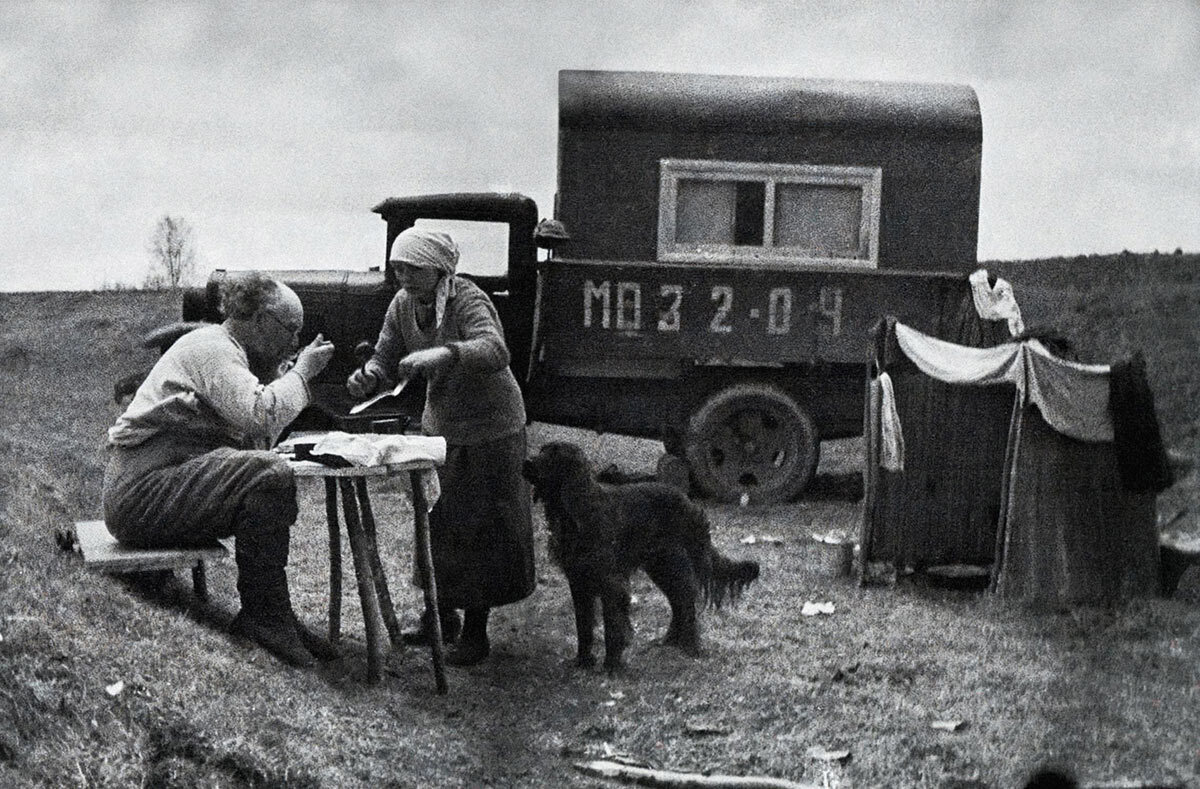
[289,456,447,693]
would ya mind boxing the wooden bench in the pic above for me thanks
[1160,532,1200,598]
[74,520,229,600]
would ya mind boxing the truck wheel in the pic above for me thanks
[684,383,820,504]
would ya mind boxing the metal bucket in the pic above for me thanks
[813,535,855,577]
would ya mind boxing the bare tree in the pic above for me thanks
[146,215,198,289]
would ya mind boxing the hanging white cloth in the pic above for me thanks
[877,372,905,471]
[1022,342,1113,442]
[969,269,1025,336]
[894,322,1024,386]
[890,322,1113,448]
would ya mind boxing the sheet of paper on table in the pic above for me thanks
[349,378,409,415]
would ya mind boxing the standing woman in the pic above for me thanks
[347,227,534,666]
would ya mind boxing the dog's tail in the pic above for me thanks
[701,548,760,609]
[678,502,759,608]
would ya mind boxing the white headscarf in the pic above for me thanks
[390,228,460,329]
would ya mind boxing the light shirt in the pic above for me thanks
[107,323,310,450]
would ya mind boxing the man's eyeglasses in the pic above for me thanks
[262,309,302,337]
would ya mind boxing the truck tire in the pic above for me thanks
[684,383,820,504]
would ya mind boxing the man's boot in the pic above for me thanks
[228,470,315,667]
[231,564,315,668]
[292,614,340,661]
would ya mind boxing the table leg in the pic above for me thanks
[191,561,208,601]
[410,470,448,695]
[354,477,402,648]
[325,479,342,644]
[339,479,385,685]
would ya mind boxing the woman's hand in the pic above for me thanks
[346,367,380,399]
[396,346,454,378]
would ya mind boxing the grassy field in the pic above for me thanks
[1,255,1197,788]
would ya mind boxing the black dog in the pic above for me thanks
[522,441,759,672]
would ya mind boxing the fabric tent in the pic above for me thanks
[861,318,1169,607]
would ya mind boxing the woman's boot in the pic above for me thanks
[446,607,490,666]
[401,607,462,646]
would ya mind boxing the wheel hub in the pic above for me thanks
[685,383,820,503]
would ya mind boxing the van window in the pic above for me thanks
[676,179,765,246]
[658,159,881,268]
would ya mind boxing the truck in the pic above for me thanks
[176,69,985,504]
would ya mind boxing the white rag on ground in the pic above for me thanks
[310,432,447,510]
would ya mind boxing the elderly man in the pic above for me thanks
[103,273,335,667]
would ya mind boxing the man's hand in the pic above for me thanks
[396,346,454,378]
[346,367,381,399]
[293,334,335,381]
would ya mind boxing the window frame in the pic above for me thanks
[656,159,882,268]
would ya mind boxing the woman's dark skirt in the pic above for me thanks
[427,429,535,609]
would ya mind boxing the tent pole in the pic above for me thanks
[858,320,885,586]
[991,386,1024,595]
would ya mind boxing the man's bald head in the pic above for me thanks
[267,282,303,329]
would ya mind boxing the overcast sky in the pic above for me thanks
[2,1,1197,291]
